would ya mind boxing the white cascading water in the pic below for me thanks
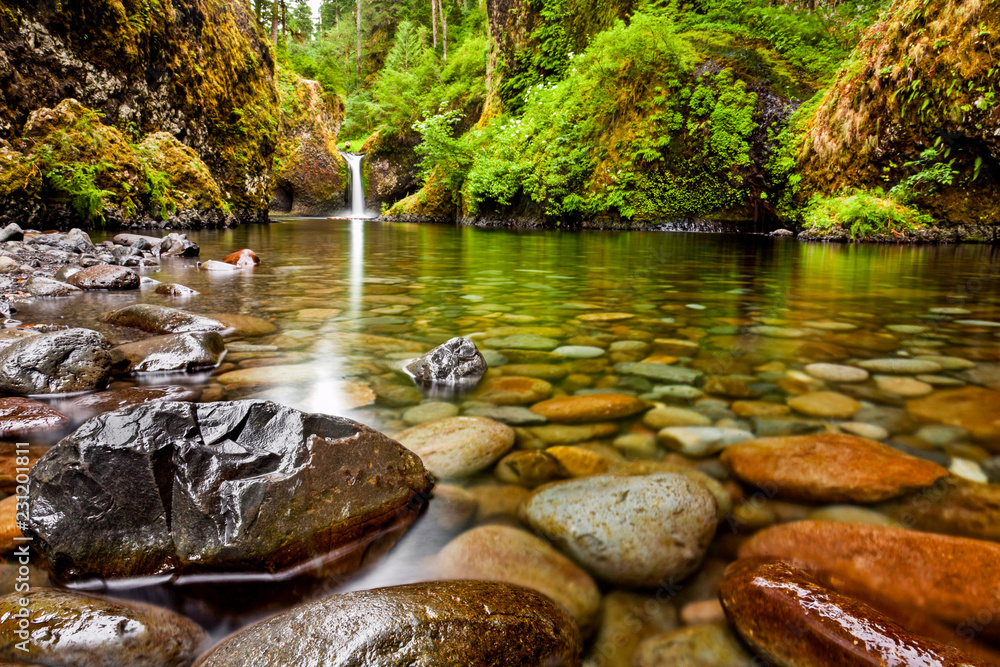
[340,152,368,218]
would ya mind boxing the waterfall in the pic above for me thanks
[340,152,369,218]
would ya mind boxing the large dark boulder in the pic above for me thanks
[101,304,227,335]
[405,337,488,387]
[25,400,433,582]
[0,588,206,667]
[0,328,112,394]
[111,332,226,373]
[194,581,582,667]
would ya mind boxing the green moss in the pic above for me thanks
[793,0,1000,226]
[802,191,931,240]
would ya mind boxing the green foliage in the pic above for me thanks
[498,0,574,113]
[339,18,488,139]
[462,12,759,219]
[802,191,931,240]
[888,146,957,204]
[413,106,477,192]
[44,162,115,225]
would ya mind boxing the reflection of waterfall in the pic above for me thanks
[340,152,370,218]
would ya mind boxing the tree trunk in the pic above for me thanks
[430,0,438,48]
[440,0,447,62]
[270,0,279,44]
[281,0,287,40]
[356,0,362,80]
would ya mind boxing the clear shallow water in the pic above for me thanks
[10,218,1000,642]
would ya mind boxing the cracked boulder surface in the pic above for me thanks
[25,400,434,582]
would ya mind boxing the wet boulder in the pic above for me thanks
[194,581,581,667]
[111,332,226,373]
[719,560,991,666]
[0,397,68,438]
[222,249,259,267]
[101,304,228,334]
[67,265,140,290]
[155,283,200,297]
[158,233,199,257]
[113,233,159,250]
[24,400,433,581]
[23,276,81,297]
[0,328,112,395]
[0,223,23,243]
[405,337,488,387]
[0,588,206,667]
[24,228,94,254]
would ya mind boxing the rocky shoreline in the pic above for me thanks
[377,213,1000,242]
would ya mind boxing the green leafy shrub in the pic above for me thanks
[802,191,931,240]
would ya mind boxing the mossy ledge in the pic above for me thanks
[0,0,278,228]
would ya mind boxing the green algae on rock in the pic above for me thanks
[0,0,279,222]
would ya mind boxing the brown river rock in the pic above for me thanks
[738,520,1000,640]
[528,393,648,423]
[719,559,993,667]
[222,249,260,267]
[0,397,68,438]
[876,474,1000,543]
[720,433,948,503]
[907,386,1000,448]
[0,588,206,666]
[194,581,582,666]
[432,525,601,632]
[0,444,48,493]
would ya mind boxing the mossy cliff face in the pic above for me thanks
[794,0,1000,228]
[362,128,425,213]
[0,0,278,222]
[0,99,231,228]
[272,66,348,216]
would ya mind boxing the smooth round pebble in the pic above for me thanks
[395,417,515,478]
[804,363,869,383]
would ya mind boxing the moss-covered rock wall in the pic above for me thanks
[0,0,279,223]
[793,0,1000,228]
[271,66,348,216]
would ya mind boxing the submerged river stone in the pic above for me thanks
[405,336,488,386]
[66,265,140,290]
[529,393,648,423]
[0,328,112,395]
[394,416,515,478]
[112,331,226,373]
[719,560,990,667]
[432,525,602,631]
[739,520,1000,640]
[721,434,949,503]
[0,397,68,437]
[25,400,433,581]
[101,304,228,335]
[520,473,718,587]
[0,588,206,667]
[194,581,581,666]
